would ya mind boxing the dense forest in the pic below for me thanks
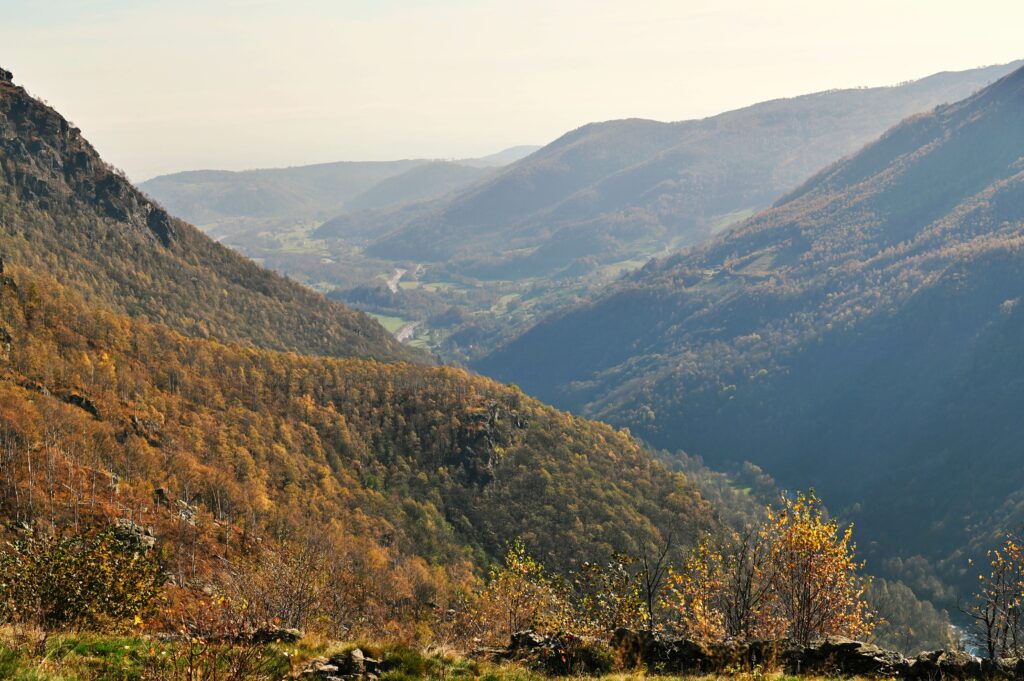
[480,64,1024,602]
[0,260,716,575]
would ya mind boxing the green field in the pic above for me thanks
[368,313,410,334]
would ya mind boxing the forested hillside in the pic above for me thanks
[480,64,1024,597]
[0,260,715,615]
[0,68,419,363]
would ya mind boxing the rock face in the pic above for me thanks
[608,629,1007,679]
[112,518,156,549]
[0,71,175,247]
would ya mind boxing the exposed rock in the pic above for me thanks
[313,648,383,679]
[0,71,177,249]
[176,499,197,523]
[113,518,156,549]
[500,631,612,675]
[66,392,100,418]
[796,636,909,677]
[249,627,302,644]
[908,649,983,680]
[608,629,1000,679]
[509,630,546,652]
[346,648,365,675]
[300,656,339,678]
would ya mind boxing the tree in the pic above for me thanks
[573,552,647,635]
[664,535,726,641]
[961,532,1024,659]
[467,539,571,645]
[761,491,873,645]
[663,492,873,645]
[638,535,672,629]
[0,527,164,631]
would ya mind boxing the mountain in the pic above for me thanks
[342,161,494,213]
[138,160,427,226]
[352,62,1022,279]
[0,67,419,362]
[0,262,713,575]
[139,147,540,228]
[460,145,543,168]
[479,64,1024,594]
[0,62,712,588]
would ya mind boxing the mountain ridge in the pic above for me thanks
[351,61,1023,278]
[0,66,422,363]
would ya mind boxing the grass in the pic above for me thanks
[422,282,457,292]
[368,313,411,334]
[711,208,757,234]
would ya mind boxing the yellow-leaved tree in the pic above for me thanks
[963,532,1024,659]
[664,491,873,645]
[466,539,572,646]
[664,536,726,641]
[763,491,873,644]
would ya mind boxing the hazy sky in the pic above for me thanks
[3,0,1023,180]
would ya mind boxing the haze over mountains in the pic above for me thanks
[352,62,1021,279]
[480,63,1024,599]
[2,46,1016,661]
[140,146,540,235]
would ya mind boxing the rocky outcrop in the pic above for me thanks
[249,627,302,644]
[301,648,383,680]
[475,631,613,676]
[0,66,176,247]
[607,629,1007,679]
[113,518,157,549]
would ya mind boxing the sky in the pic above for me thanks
[2,0,1023,181]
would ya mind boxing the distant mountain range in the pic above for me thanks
[139,146,540,228]
[478,63,1024,598]
[348,62,1022,280]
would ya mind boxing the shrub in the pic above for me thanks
[0,527,164,630]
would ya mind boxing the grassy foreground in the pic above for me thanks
[0,630,854,681]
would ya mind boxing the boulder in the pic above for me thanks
[323,648,381,677]
[249,627,302,644]
[795,636,910,677]
[300,656,339,679]
[509,630,546,653]
[908,650,983,680]
[113,518,156,549]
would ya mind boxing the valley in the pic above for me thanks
[141,62,1022,363]
[3,5,1024,676]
